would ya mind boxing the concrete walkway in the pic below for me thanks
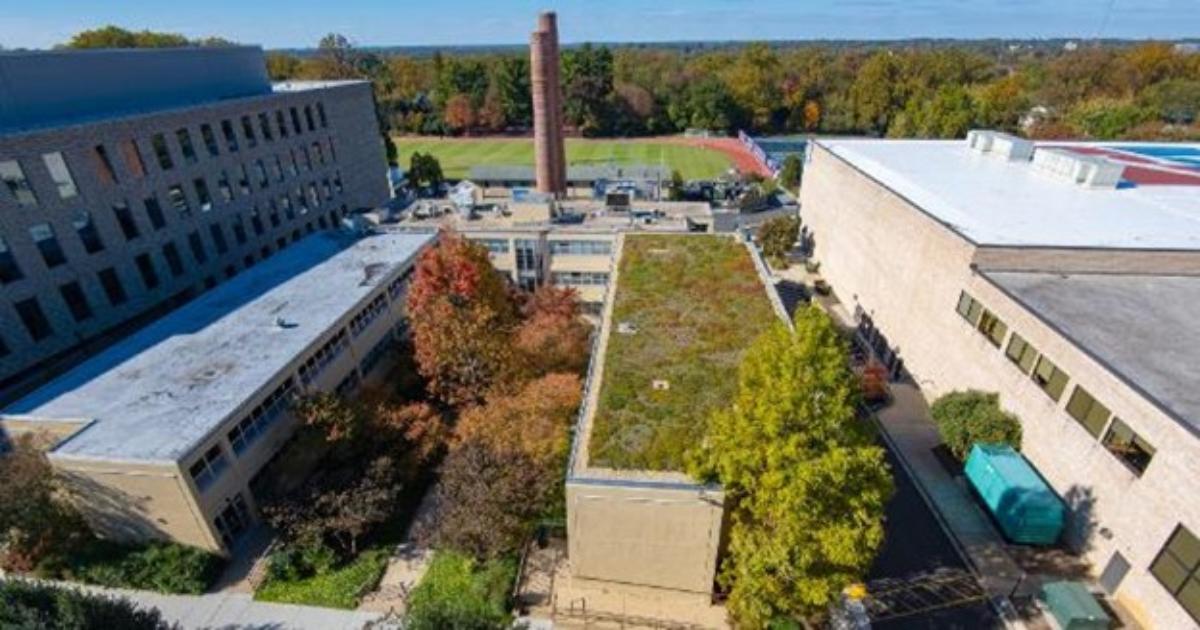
[44,581,382,629]
[873,384,1027,600]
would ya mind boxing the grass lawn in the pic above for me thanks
[394,136,732,180]
[255,548,389,609]
[588,235,779,472]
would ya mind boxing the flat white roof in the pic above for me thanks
[818,139,1200,250]
[4,231,433,464]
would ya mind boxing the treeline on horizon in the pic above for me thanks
[57,26,1200,142]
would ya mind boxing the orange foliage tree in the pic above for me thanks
[513,285,592,381]
[406,229,518,407]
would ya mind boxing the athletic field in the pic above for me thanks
[394,136,736,180]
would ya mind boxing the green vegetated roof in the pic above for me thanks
[588,234,778,472]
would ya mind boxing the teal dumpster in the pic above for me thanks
[963,444,1065,545]
[1040,581,1111,630]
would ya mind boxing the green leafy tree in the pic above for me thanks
[930,390,1022,461]
[493,56,532,128]
[851,52,902,134]
[691,307,893,627]
[65,26,190,49]
[1140,79,1200,125]
[408,152,445,192]
[562,44,616,136]
[668,169,685,201]
[1069,97,1155,139]
[403,551,514,630]
[778,155,803,191]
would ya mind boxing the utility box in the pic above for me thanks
[1039,581,1111,630]
[964,444,1065,545]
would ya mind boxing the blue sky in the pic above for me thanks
[1,0,1197,50]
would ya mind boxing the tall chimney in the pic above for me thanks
[531,12,566,197]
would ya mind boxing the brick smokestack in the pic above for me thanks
[531,12,566,196]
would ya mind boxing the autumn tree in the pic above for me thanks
[406,230,518,407]
[756,215,800,266]
[454,373,582,465]
[443,94,476,135]
[65,26,191,48]
[513,286,592,381]
[0,435,84,570]
[690,307,893,627]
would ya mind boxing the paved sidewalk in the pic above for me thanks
[873,385,1027,600]
[45,581,381,629]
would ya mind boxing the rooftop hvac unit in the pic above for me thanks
[966,129,1034,160]
[1032,148,1125,189]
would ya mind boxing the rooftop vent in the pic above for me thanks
[1032,148,1125,189]
[275,317,298,329]
[966,129,1034,161]
[360,262,387,286]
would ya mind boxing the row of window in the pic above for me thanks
[298,329,350,385]
[349,294,389,338]
[359,336,394,377]
[227,377,297,455]
[101,102,330,185]
[548,240,612,256]
[0,103,330,210]
[0,171,342,287]
[551,271,609,287]
[2,207,345,350]
[956,291,1156,475]
[477,238,510,254]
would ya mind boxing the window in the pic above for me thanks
[227,378,295,455]
[1101,418,1155,475]
[1065,386,1111,438]
[250,208,265,236]
[0,236,25,284]
[167,184,190,216]
[43,152,78,198]
[200,123,220,157]
[335,370,360,397]
[316,102,328,127]
[286,152,298,177]
[549,240,612,255]
[955,291,983,326]
[209,224,229,255]
[258,112,274,141]
[1005,332,1038,375]
[103,202,138,242]
[328,137,338,163]
[188,444,228,492]
[144,195,166,230]
[271,156,284,182]
[97,267,127,305]
[1032,355,1069,402]
[255,160,269,189]
[15,298,53,341]
[118,139,146,178]
[552,271,609,286]
[977,309,1007,347]
[333,171,343,193]
[300,146,312,170]
[0,160,36,206]
[241,115,257,148]
[290,107,302,135]
[304,105,316,132]
[307,182,320,208]
[176,128,197,164]
[217,172,233,203]
[135,253,159,290]
[1151,526,1200,623]
[151,133,173,170]
[221,120,239,152]
[281,195,295,220]
[94,145,118,184]
[349,294,389,337]
[29,223,66,268]
[213,493,251,547]
[73,212,105,254]
[298,329,349,385]
[162,242,184,277]
[194,177,213,211]
[312,141,325,165]
[59,281,93,322]
[276,110,289,138]
[270,201,282,227]
[291,191,305,216]
[237,165,251,195]
[188,231,207,264]
[231,218,247,245]
[360,336,393,376]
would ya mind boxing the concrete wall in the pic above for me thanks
[567,481,725,593]
[0,81,389,400]
[800,142,1200,630]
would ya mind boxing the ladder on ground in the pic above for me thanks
[862,568,989,622]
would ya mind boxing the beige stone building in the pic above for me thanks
[800,132,1200,629]
[1,231,433,554]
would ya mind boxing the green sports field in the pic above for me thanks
[394,137,733,180]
